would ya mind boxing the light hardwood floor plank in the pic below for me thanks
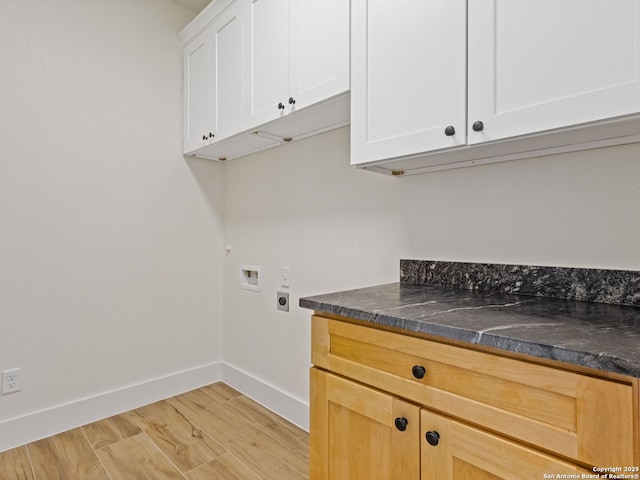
[0,447,35,480]
[169,389,308,479]
[226,395,309,460]
[185,452,262,480]
[200,382,243,403]
[95,432,184,480]
[131,399,227,473]
[82,412,142,449]
[3,383,309,480]
[27,429,110,480]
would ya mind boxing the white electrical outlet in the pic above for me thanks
[1,368,22,395]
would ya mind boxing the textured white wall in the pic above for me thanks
[223,126,640,428]
[2,0,639,444]
[0,0,225,447]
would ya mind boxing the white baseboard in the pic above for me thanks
[0,361,310,453]
[0,362,222,453]
[222,362,309,432]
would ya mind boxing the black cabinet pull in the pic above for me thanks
[288,97,296,105]
[425,431,440,446]
[412,365,426,379]
[444,125,455,136]
[209,132,214,138]
[472,121,484,132]
[277,102,285,110]
[394,417,408,432]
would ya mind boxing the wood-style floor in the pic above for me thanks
[0,382,309,480]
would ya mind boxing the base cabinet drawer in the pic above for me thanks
[311,315,639,470]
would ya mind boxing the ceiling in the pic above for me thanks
[170,0,210,14]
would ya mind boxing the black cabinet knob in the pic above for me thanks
[412,365,426,379]
[394,417,408,432]
[472,121,484,132]
[444,126,455,136]
[202,135,207,141]
[288,97,296,105]
[209,132,214,138]
[277,102,285,110]
[425,431,440,446]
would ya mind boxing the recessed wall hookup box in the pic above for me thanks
[241,265,261,292]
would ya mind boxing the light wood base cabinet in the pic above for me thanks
[310,369,419,480]
[310,315,640,479]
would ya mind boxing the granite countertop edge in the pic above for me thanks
[299,283,640,379]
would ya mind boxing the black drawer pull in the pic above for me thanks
[425,430,440,446]
[412,365,426,379]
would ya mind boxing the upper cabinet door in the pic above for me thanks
[468,0,640,145]
[351,0,467,166]
[289,0,349,109]
[243,0,291,128]
[244,0,350,129]
[183,30,211,153]
[210,0,243,141]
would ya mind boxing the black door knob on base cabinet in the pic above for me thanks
[278,102,285,110]
[202,135,207,141]
[208,132,214,138]
[394,417,408,432]
[288,97,296,105]
[412,365,426,379]
[472,121,484,132]
[425,431,440,446]
[444,125,455,136]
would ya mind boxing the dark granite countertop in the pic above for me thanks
[300,282,640,378]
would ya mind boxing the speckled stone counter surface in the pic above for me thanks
[400,260,640,306]
[300,280,640,378]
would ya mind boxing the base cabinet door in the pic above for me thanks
[310,368,420,480]
[420,410,590,480]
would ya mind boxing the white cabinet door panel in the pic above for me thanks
[351,0,466,165]
[244,0,290,127]
[291,0,349,108]
[212,1,243,140]
[468,0,640,144]
[184,32,211,153]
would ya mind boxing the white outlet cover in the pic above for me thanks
[1,368,22,395]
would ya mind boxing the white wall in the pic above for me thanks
[222,126,640,429]
[2,0,639,448]
[0,0,225,450]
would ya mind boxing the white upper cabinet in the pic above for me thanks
[183,30,212,153]
[209,0,243,141]
[468,0,640,145]
[243,0,291,127]
[351,0,467,165]
[352,0,640,174]
[182,0,243,154]
[181,0,349,161]
[243,0,349,129]
[291,0,349,109]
